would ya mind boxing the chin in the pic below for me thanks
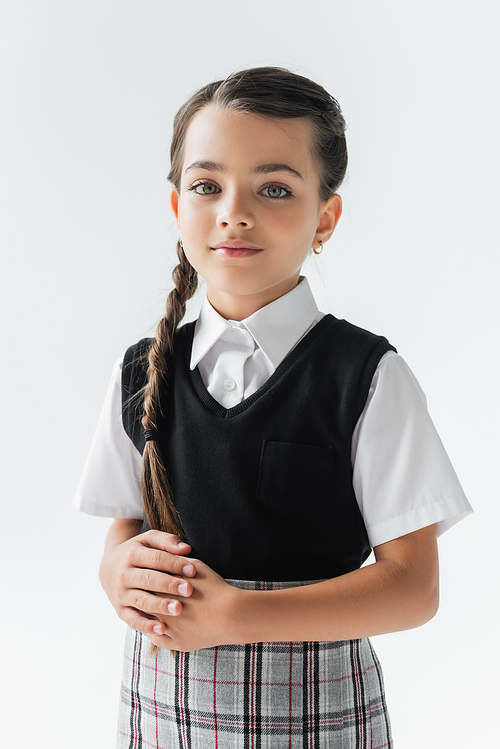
[208,273,270,297]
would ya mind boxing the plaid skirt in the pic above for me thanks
[117,579,393,749]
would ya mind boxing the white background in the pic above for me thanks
[1,1,498,746]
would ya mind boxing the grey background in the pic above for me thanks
[1,1,497,746]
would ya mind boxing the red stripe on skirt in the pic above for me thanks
[132,635,140,749]
[154,649,159,749]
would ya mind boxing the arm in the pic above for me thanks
[99,520,197,637]
[147,523,439,651]
[233,523,439,643]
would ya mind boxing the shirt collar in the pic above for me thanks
[190,276,319,370]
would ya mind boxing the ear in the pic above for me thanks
[313,193,342,249]
[170,189,180,226]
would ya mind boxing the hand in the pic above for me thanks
[99,523,197,638]
[147,557,242,652]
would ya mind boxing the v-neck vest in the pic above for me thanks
[122,315,396,580]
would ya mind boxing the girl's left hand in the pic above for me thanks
[147,558,241,652]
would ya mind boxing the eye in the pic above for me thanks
[261,184,290,199]
[190,181,220,195]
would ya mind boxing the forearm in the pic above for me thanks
[230,560,438,644]
[99,518,143,590]
[227,525,439,645]
[103,518,143,551]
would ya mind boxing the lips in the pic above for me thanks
[212,241,262,250]
[211,240,262,257]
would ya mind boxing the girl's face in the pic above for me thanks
[171,106,342,319]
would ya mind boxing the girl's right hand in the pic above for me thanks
[99,519,196,637]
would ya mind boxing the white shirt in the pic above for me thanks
[74,277,472,548]
[191,279,323,408]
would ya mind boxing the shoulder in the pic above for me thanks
[123,337,154,371]
[121,337,154,409]
[316,316,397,426]
[123,322,196,371]
[121,322,196,412]
[357,350,428,427]
[313,316,397,376]
[322,315,396,354]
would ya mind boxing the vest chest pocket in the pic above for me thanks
[256,440,335,516]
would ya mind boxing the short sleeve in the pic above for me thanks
[73,358,144,519]
[352,351,473,548]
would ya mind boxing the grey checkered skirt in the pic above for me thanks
[117,579,393,749]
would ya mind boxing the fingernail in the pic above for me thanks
[153,624,163,634]
[168,602,178,614]
[177,540,188,547]
[178,582,188,596]
[183,564,194,576]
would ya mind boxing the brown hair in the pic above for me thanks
[141,67,348,537]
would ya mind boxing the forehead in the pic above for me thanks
[181,106,318,181]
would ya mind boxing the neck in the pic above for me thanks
[206,275,301,321]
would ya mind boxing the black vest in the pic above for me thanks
[122,315,396,581]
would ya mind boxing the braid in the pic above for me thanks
[141,240,198,536]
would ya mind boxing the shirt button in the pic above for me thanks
[223,378,236,391]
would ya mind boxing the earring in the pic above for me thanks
[313,239,323,255]
[179,239,184,249]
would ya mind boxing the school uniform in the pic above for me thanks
[75,277,472,748]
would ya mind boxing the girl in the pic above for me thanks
[75,67,472,748]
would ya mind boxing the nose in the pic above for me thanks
[216,189,255,230]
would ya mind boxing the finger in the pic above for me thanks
[132,545,197,578]
[148,631,173,648]
[128,589,184,618]
[129,568,193,598]
[140,530,192,556]
[122,608,172,637]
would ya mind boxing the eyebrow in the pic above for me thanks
[184,160,304,181]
